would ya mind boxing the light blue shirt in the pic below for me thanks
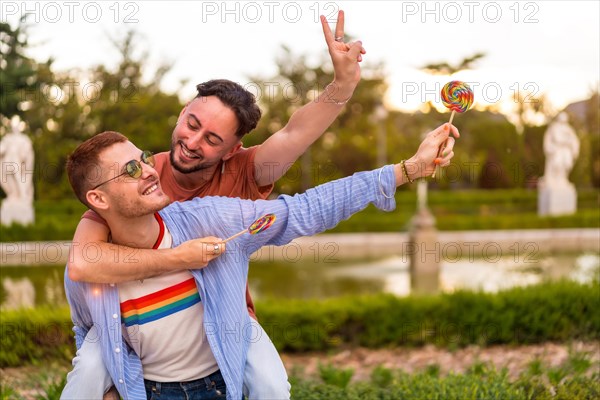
[64,166,397,400]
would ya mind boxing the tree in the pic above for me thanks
[2,28,184,201]
[0,20,38,121]
[0,20,86,199]
[420,52,486,75]
[247,45,387,194]
[86,30,183,153]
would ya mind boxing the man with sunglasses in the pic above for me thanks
[64,125,458,399]
[62,11,365,400]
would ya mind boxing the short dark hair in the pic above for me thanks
[66,131,128,207]
[196,79,262,138]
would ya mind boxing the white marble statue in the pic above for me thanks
[0,115,35,225]
[542,112,580,187]
[538,112,579,216]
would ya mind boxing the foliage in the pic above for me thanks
[0,306,73,368]
[0,20,41,120]
[420,52,486,75]
[4,357,599,399]
[0,24,183,202]
[291,367,600,400]
[0,199,86,241]
[85,31,182,154]
[2,24,598,209]
[247,45,389,193]
[369,365,394,387]
[318,363,354,388]
[256,281,600,352]
[2,281,598,368]
[2,189,597,241]
[0,385,19,400]
[34,376,66,400]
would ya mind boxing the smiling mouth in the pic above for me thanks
[180,142,201,159]
[143,184,158,196]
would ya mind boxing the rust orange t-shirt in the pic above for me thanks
[82,146,273,319]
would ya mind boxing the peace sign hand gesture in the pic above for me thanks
[320,10,365,97]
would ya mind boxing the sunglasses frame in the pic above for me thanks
[91,150,155,190]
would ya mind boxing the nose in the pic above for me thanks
[139,160,158,181]
[186,130,205,151]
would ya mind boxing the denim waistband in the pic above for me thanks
[144,369,222,389]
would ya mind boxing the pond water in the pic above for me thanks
[1,252,598,309]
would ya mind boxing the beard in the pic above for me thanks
[110,189,171,219]
[170,140,216,174]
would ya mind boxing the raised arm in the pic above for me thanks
[67,217,224,283]
[254,10,365,186]
[242,123,459,253]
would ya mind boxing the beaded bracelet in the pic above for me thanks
[400,160,414,184]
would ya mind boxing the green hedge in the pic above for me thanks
[0,307,73,367]
[0,199,86,242]
[1,281,599,367]
[256,281,600,351]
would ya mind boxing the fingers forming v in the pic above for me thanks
[321,10,346,46]
[334,10,345,40]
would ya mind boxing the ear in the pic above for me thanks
[86,190,110,212]
[222,141,242,162]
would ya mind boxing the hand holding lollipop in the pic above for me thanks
[223,214,277,243]
[433,81,474,178]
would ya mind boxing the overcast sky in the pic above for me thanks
[3,0,599,116]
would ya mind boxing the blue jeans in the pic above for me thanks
[61,319,290,399]
[145,370,226,400]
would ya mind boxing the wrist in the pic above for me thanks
[171,246,192,268]
[326,80,355,104]
[404,156,422,181]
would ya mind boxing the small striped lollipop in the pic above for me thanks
[432,81,474,178]
[223,214,276,242]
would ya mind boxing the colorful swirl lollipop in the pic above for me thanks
[223,214,277,242]
[441,81,474,115]
[432,81,474,178]
[248,214,276,234]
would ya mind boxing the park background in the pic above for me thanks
[1,0,599,398]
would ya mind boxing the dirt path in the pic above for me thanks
[2,342,599,398]
[281,341,600,381]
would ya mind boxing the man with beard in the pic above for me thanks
[63,124,458,399]
[62,11,366,400]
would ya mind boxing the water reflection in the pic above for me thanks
[2,277,35,309]
[1,252,598,309]
[0,267,66,310]
[327,252,599,296]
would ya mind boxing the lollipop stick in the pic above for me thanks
[431,111,455,179]
[223,229,247,243]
